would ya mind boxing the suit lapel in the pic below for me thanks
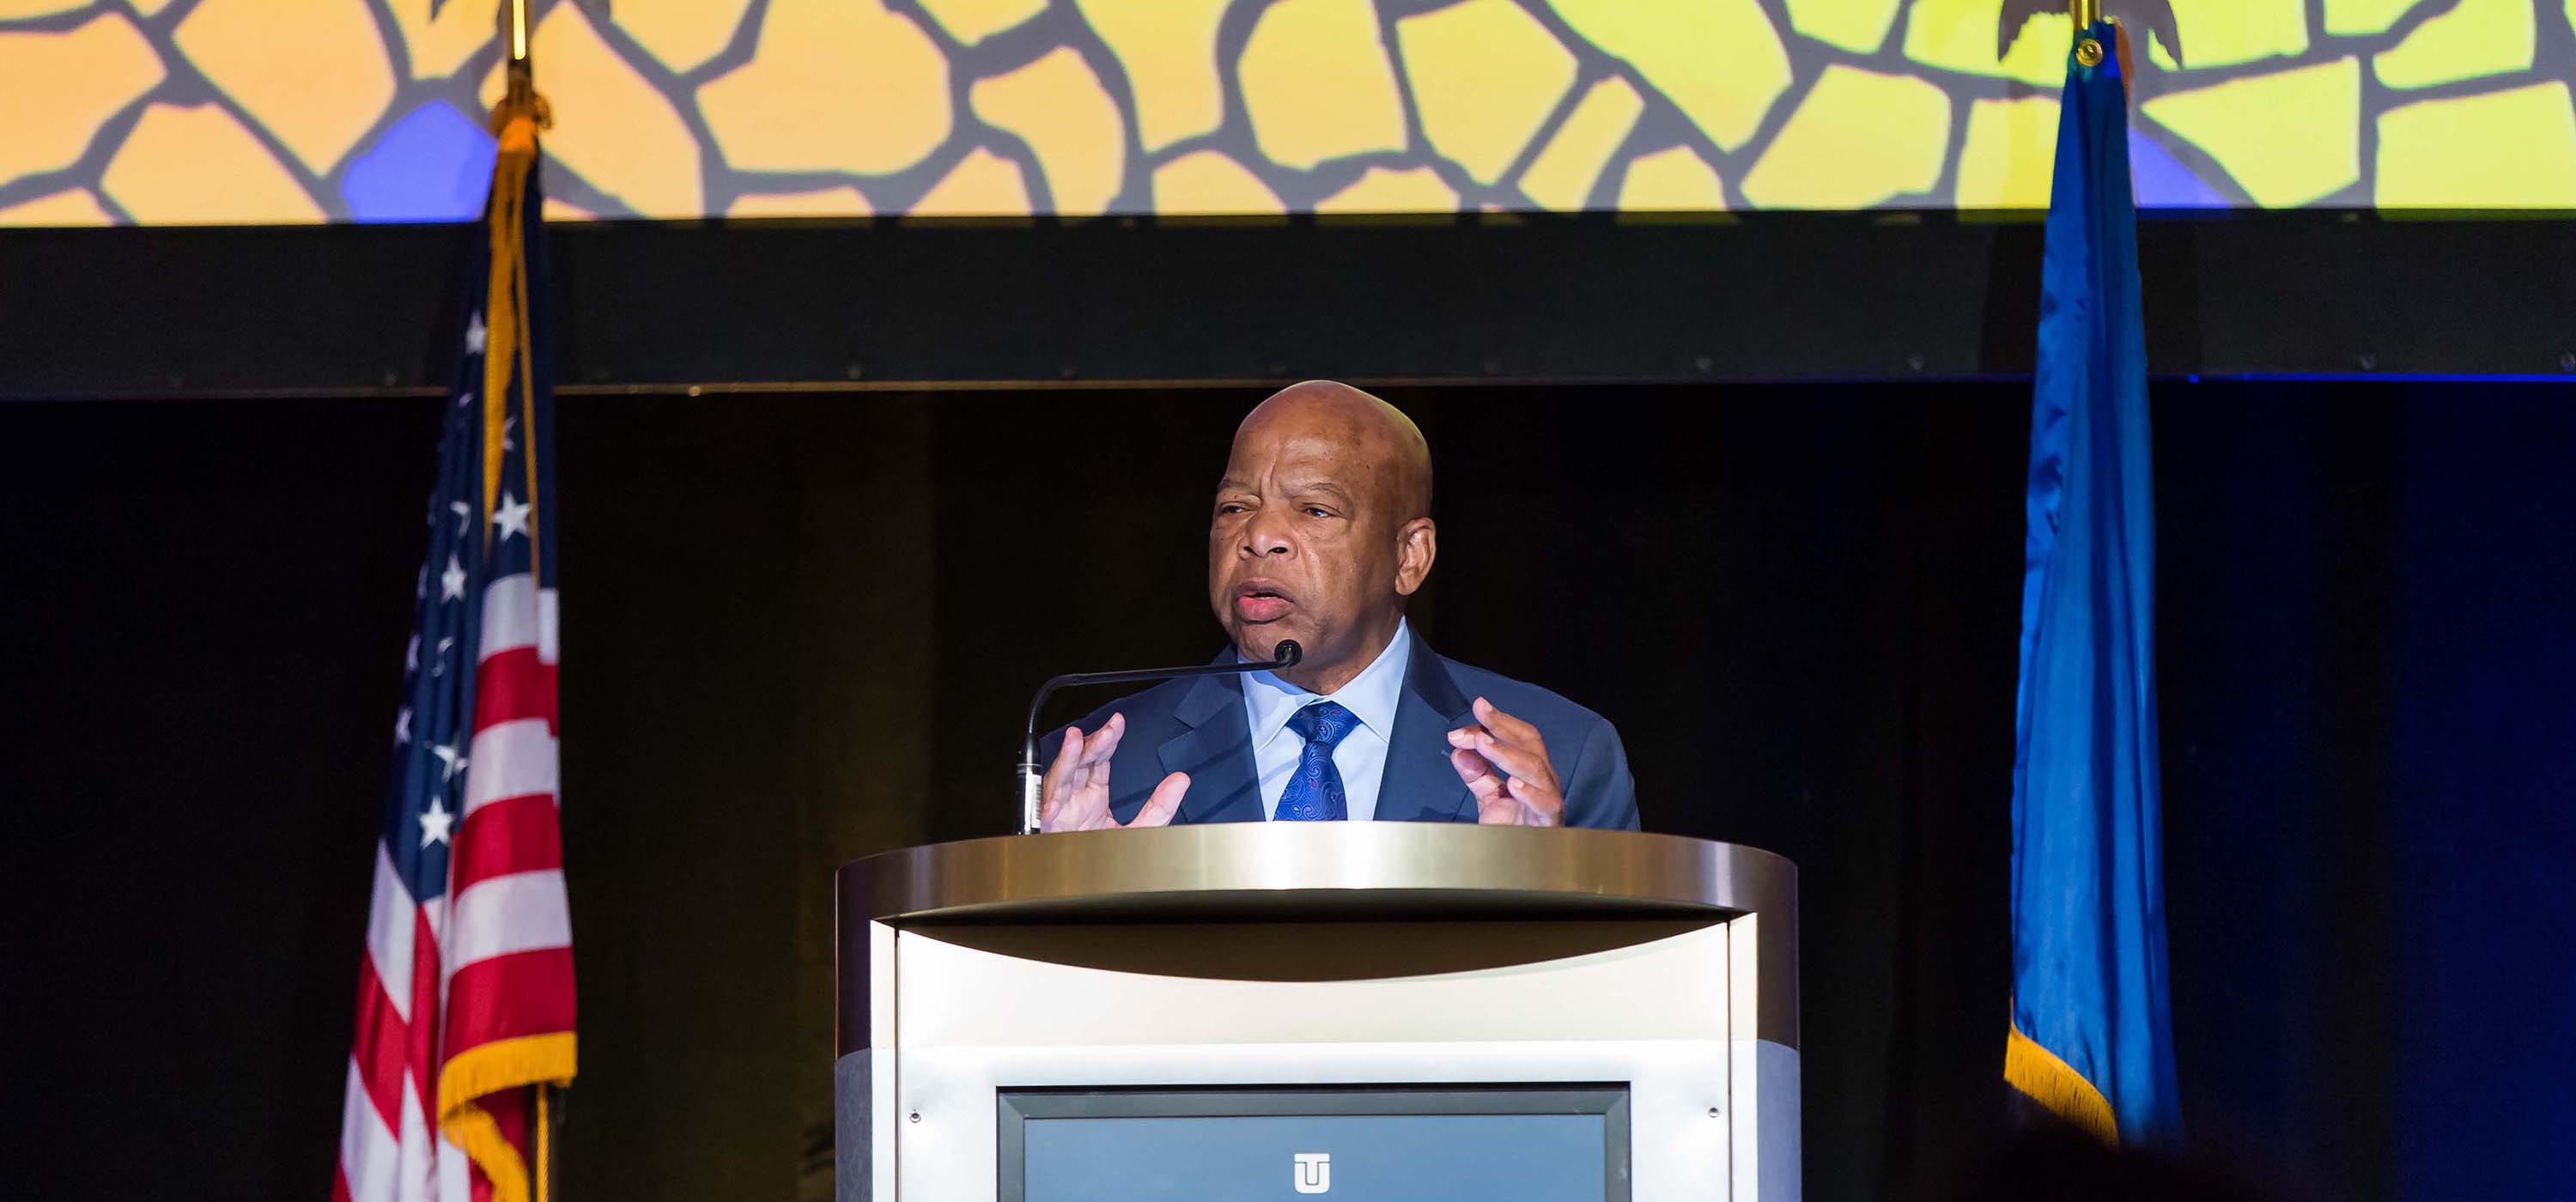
[1376,631,1478,823]
[1159,668,1265,823]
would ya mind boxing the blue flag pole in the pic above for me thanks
[2004,10,2183,1146]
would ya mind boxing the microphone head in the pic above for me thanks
[1272,640,1303,667]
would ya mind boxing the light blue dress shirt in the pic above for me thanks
[1240,620,1413,821]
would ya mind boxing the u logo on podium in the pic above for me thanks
[1292,1152,1331,1193]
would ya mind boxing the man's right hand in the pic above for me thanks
[1036,712,1191,832]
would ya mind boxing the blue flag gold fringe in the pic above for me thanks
[2004,19,2183,1147]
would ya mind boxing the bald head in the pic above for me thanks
[1208,381,1440,693]
[1237,381,1433,521]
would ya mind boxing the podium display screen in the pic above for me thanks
[999,1085,1631,1202]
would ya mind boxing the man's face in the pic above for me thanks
[1206,411,1413,680]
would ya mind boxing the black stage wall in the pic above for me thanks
[8,216,2576,398]
[5,383,2572,1201]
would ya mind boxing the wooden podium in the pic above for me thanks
[835,824,1798,1201]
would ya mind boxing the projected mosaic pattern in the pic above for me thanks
[4,0,2573,225]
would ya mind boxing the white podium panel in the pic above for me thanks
[835,826,1797,1202]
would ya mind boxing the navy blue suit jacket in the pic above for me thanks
[1041,629,1641,829]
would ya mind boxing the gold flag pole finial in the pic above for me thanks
[490,0,551,137]
[2071,0,2106,64]
[2002,0,2175,67]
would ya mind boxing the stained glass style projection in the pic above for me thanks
[3,0,2572,225]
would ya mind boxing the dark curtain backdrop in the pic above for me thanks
[5,383,2570,1202]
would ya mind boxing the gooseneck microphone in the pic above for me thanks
[1018,640,1303,834]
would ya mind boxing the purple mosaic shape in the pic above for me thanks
[341,100,501,224]
[2126,124,2230,209]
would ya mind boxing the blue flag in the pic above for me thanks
[2006,21,2182,1146]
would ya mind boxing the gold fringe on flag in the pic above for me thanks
[2005,1009,2120,1144]
[439,1033,578,1202]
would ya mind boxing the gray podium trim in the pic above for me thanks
[994,1084,1632,1202]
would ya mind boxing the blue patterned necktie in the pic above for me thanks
[1273,701,1358,822]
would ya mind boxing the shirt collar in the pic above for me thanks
[1242,619,1412,750]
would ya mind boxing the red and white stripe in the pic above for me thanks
[337,574,568,1202]
[335,843,450,1202]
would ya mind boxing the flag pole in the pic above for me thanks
[506,9,561,1199]
[500,0,539,115]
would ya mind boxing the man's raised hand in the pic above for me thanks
[1036,712,1191,833]
[1446,696,1564,826]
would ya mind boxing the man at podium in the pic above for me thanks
[1038,381,1641,833]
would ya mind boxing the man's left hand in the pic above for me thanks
[1447,696,1564,826]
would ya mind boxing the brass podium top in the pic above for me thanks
[844,824,1791,928]
[837,825,1799,1049]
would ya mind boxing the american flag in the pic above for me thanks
[337,88,574,1202]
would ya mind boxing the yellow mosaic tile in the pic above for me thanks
[389,0,501,81]
[2324,0,2432,37]
[103,103,323,223]
[1616,145,1726,209]
[911,147,1032,215]
[916,0,1048,47]
[1240,0,1407,171]
[1742,65,1949,209]
[13,0,2576,220]
[727,185,876,218]
[1544,0,1789,150]
[2148,0,2305,70]
[2374,0,2533,89]
[1395,0,1577,185]
[1954,96,2059,209]
[971,47,1126,216]
[1315,165,1459,213]
[177,0,395,176]
[542,195,598,222]
[1907,0,2067,88]
[1151,149,1285,214]
[1072,0,1230,152]
[1518,75,1646,211]
[0,12,163,189]
[1786,0,1899,55]
[697,0,951,177]
[0,188,115,227]
[2145,58,2360,206]
[2378,82,2576,207]
[614,0,757,75]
